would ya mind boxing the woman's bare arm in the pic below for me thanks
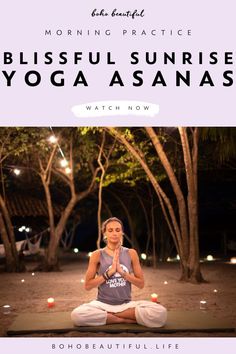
[84,250,105,291]
[119,249,145,289]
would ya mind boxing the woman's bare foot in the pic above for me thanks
[114,307,136,321]
[106,312,136,324]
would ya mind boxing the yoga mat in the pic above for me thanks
[7,310,235,335]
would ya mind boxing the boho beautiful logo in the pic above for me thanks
[91,8,145,19]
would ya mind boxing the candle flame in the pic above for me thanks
[151,293,158,297]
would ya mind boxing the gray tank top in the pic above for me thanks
[97,247,132,305]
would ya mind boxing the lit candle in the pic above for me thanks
[47,297,55,308]
[151,293,158,302]
[200,300,207,310]
[2,305,11,315]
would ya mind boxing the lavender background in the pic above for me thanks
[0,0,235,126]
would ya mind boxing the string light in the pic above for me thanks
[8,129,70,183]
[73,248,79,253]
[49,126,69,164]
[48,135,58,144]
[230,257,236,264]
[48,128,71,178]
[49,127,74,178]
[206,255,214,261]
[65,167,72,174]
[140,253,147,260]
[18,226,31,233]
[60,159,68,168]
[13,168,21,176]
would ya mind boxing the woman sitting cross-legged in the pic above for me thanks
[71,217,167,327]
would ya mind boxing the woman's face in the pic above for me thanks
[104,221,123,244]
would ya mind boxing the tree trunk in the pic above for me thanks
[107,128,182,257]
[150,192,157,268]
[179,262,205,283]
[96,135,106,249]
[43,197,78,271]
[97,172,104,249]
[42,231,61,271]
[107,127,204,282]
[145,127,189,260]
[0,194,20,268]
[38,176,59,271]
[0,212,17,272]
[62,221,79,250]
[136,192,152,256]
[179,127,204,282]
[42,179,55,236]
[120,198,139,252]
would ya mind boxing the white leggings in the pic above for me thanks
[71,300,167,328]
